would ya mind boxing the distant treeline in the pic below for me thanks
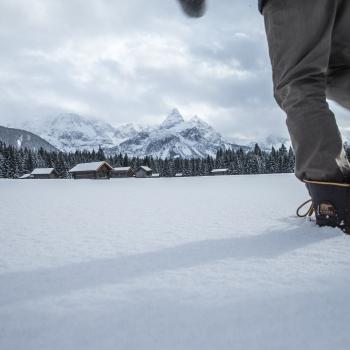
[0,141,296,178]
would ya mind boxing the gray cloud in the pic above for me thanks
[1,0,347,143]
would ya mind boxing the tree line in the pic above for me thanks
[0,141,296,178]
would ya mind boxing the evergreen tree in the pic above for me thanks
[97,146,106,161]
[0,141,300,179]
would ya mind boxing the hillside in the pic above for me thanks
[0,125,58,152]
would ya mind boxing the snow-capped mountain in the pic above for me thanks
[160,108,184,129]
[17,109,247,158]
[108,109,246,158]
[20,113,128,153]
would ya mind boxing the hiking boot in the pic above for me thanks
[297,180,350,234]
[178,0,206,17]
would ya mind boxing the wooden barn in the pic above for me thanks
[211,168,229,176]
[112,167,134,178]
[69,161,113,180]
[31,168,59,179]
[135,166,153,178]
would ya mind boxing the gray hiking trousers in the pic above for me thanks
[264,0,350,182]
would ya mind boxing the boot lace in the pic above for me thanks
[296,199,314,218]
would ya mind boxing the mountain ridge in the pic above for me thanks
[0,125,58,152]
[11,109,292,158]
[17,109,250,159]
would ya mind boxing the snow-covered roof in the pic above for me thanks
[19,173,32,179]
[113,167,131,172]
[138,166,152,172]
[152,173,160,177]
[31,168,55,175]
[211,168,228,173]
[175,173,183,177]
[69,161,112,173]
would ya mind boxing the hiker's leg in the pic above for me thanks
[327,1,350,110]
[264,0,350,182]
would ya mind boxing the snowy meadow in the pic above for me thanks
[1,174,350,350]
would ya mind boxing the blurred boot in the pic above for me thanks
[177,0,206,17]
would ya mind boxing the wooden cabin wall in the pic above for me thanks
[72,169,111,179]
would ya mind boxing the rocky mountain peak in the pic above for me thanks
[189,115,210,127]
[160,108,185,129]
[190,115,201,123]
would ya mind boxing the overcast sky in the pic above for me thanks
[0,0,349,143]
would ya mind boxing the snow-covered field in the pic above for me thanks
[1,174,350,350]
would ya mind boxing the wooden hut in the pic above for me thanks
[31,168,59,179]
[69,161,113,180]
[112,167,134,178]
[211,168,229,176]
[135,166,153,178]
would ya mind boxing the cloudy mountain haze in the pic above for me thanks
[1,0,349,146]
[0,0,285,142]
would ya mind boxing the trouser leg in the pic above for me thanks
[327,1,350,110]
[264,0,350,182]
[327,68,350,110]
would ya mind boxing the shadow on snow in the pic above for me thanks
[0,220,339,305]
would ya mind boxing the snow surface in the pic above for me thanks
[211,168,228,173]
[139,165,152,172]
[1,174,350,350]
[18,173,32,179]
[31,168,55,175]
[113,167,131,171]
